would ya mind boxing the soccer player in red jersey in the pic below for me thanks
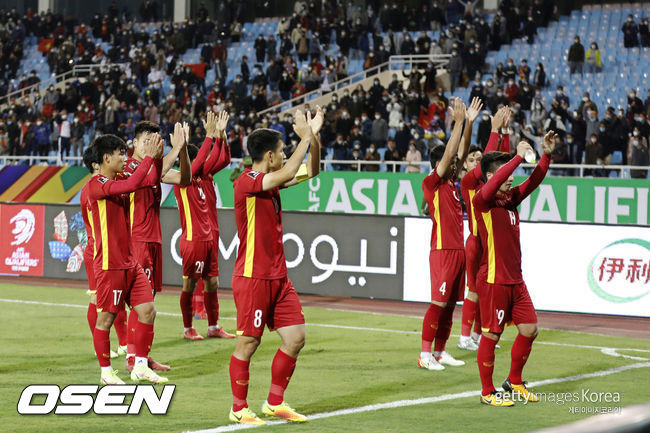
[473,132,557,406]
[419,97,482,371]
[228,107,322,425]
[457,107,511,351]
[122,120,191,371]
[174,111,235,340]
[190,110,235,338]
[80,146,127,359]
[87,133,168,385]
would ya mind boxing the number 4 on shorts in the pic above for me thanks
[439,282,446,296]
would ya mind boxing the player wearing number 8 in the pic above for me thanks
[228,107,322,425]
[472,132,557,407]
[173,112,235,341]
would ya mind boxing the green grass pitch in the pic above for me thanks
[1,282,649,433]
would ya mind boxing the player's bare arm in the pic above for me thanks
[436,98,466,179]
[262,108,313,191]
[202,111,232,175]
[491,106,505,133]
[161,122,191,185]
[283,106,323,188]
[456,97,483,172]
[541,130,558,155]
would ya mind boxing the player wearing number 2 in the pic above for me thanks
[173,112,235,340]
[419,97,483,371]
[227,107,322,425]
[473,132,557,407]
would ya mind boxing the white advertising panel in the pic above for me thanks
[403,218,650,317]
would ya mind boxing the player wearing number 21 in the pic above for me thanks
[473,132,557,407]
[173,112,236,340]
[228,107,322,426]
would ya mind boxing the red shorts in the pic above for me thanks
[477,280,537,334]
[181,239,219,279]
[429,249,466,303]
[94,265,154,314]
[464,235,482,293]
[84,249,96,294]
[232,275,305,338]
[133,241,163,292]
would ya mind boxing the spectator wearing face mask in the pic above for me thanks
[477,111,492,149]
[371,112,388,149]
[585,133,605,176]
[448,49,463,92]
[585,42,602,73]
[336,110,354,139]
[384,138,402,164]
[580,93,598,119]
[584,109,601,143]
[622,14,639,48]
[533,62,546,87]
[628,128,649,178]
[487,87,509,114]
[504,79,518,103]
[530,101,547,131]
[568,36,585,74]
[543,109,567,138]
[627,89,644,115]
[639,18,650,47]
[405,140,422,173]
[364,143,380,171]
[503,58,517,82]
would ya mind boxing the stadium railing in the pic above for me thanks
[257,54,452,117]
[0,63,129,108]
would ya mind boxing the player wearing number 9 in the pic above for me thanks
[173,114,236,341]
[472,133,557,407]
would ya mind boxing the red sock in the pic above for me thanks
[422,303,443,352]
[268,349,297,405]
[127,309,138,355]
[434,304,455,353]
[93,328,111,367]
[87,303,97,335]
[477,336,498,395]
[193,279,206,315]
[473,306,482,335]
[180,291,193,328]
[229,355,250,411]
[114,309,127,346]
[204,291,219,327]
[509,333,536,384]
[461,298,478,337]
[135,321,154,358]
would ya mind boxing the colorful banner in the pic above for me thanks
[0,204,45,276]
[171,171,648,225]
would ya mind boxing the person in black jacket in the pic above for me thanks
[622,15,639,48]
[567,36,584,74]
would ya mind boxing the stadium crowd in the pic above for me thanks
[0,1,648,177]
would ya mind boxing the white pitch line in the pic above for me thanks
[184,362,650,433]
[1,298,649,355]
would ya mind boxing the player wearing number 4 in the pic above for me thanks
[419,97,483,371]
[86,133,168,385]
[228,107,322,425]
[473,132,557,407]
[173,111,236,340]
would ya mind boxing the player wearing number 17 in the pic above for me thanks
[473,132,558,407]
[86,134,168,385]
[227,107,322,426]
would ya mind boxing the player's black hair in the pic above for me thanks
[91,134,127,165]
[480,151,512,182]
[134,120,161,139]
[82,145,97,173]
[187,143,199,161]
[468,145,482,155]
[247,128,283,163]
[429,144,446,168]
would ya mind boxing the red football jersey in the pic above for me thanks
[201,174,219,234]
[87,156,156,270]
[422,171,463,250]
[123,157,162,243]
[460,132,509,236]
[233,169,287,279]
[173,178,213,242]
[80,182,95,264]
[473,154,550,284]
